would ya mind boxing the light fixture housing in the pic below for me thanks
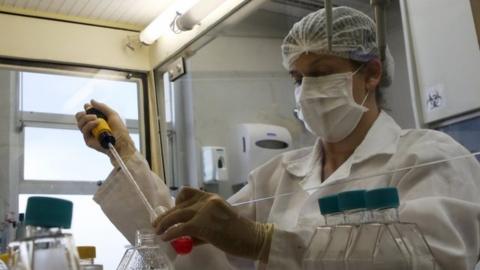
[175,0,227,31]
[140,0,200,45]
[140,0,230,45]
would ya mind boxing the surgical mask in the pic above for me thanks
[295,67,369,142]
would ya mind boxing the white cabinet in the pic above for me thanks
[403,0,480,124]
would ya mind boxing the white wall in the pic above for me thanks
[383,0,417,128]
[0,13,150,71]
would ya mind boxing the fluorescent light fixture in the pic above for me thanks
[176,0,227,31]
[140,0,230,45]
[140,0,200,45]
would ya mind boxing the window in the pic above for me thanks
[11,66,147,270]
[20,71,142,182]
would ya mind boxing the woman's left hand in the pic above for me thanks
[152,187,273,263]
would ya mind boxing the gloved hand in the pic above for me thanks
[153,187,274,263]
[75,99,136,166]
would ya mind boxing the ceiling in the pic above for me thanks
[0,0,374,32]
[0,0,175,31]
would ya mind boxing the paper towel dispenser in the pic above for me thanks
[236,123,292,184]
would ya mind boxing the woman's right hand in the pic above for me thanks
[75,99,136,163]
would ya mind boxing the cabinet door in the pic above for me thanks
[404,0,480,123]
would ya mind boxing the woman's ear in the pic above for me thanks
[364,59,382,92]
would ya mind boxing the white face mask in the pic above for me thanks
[295,67,369,142]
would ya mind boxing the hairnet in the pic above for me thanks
[281,6,394,87]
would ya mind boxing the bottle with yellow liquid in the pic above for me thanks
[77,246,103,270]
[0,253,9,270]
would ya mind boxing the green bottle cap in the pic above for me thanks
[338,190,367,211]
[25,197,73,229]
[318,194,340,215]
[366,187,400,210]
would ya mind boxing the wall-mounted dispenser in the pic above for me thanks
[235,123,292,184]
[202,146,228,184]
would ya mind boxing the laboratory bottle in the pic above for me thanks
[346,187,407,270]
[0,260,7,270]
[0,253,8,270]
[153,206,193,255]
[367,187,437,270]
[77,246,103,270]
[303,194,343,270]
[321,190,368,270]
[14,214,25,242]
[116,229,174,270]
[9,196,80,270]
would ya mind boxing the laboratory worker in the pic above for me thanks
[76,6,480,270]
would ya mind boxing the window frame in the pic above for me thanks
[0,59,150,198]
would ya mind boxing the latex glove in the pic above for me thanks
[153,187,274,263]
[75,99,136,166]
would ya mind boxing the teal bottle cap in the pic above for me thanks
[318,194,340,215]
[338,190,367,211]
[366,187,399,210]
[318,194,341,215]
[25,197,73,229]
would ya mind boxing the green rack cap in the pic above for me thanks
[318,194,340,215]
[25,197,73,229]
[366,187,400,210]
[338,190,367,211]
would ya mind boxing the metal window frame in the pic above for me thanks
[20,111,140,131]
[0,58,150,196]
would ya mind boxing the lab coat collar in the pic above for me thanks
[284,111,401,178]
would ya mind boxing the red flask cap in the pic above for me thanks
[171,236,193,255]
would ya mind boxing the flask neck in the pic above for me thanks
[371,207,399,223]
[80,258,95,265]
[25,225,63,239]
[343,208,369,225]
[324,212,345,226]
[135,230,156,247]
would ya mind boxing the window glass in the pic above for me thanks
[21,72,139,120]
[24,127,140,181]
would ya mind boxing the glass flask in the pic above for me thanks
[9,196,80,270]
[321,190,368,270]
[347,187,436,270]
[303,194,344,270]
[116,230,174,270]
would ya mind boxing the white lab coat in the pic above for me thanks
[94,111,480,270]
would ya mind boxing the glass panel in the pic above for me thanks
[21,72,139,120]
[435,115,480,161]
[24,127,140,181]
[19,194,129,270]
